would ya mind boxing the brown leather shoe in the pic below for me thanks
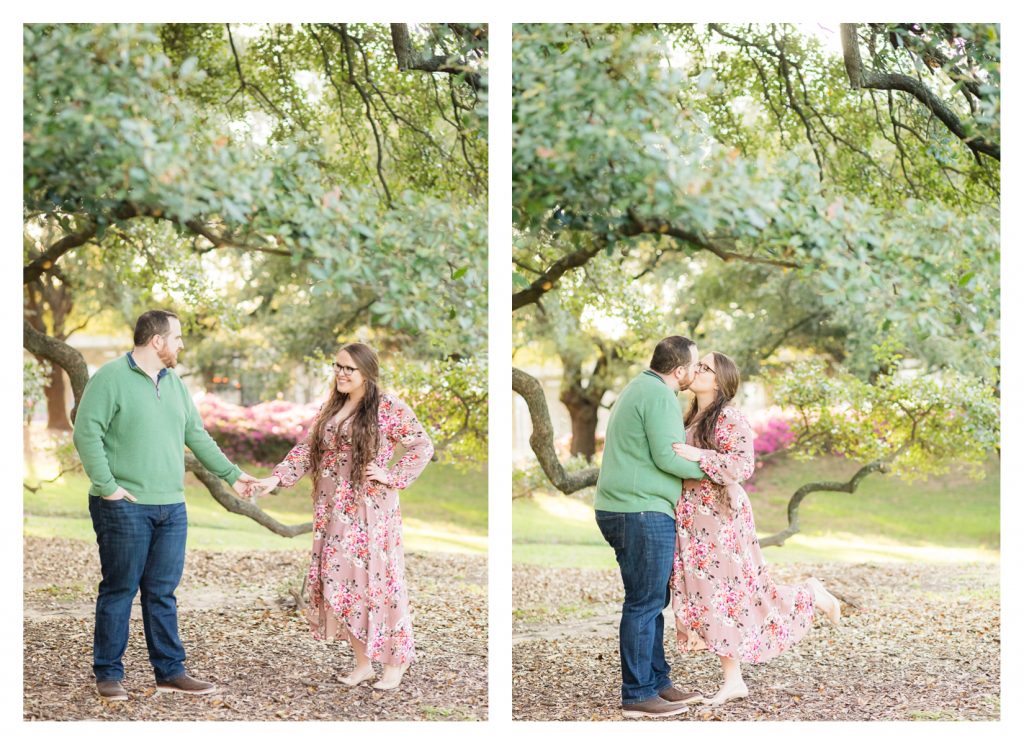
[97,679,128,701]
[156,673,219,695]
[659,685,703,704]
[622,695,691,718]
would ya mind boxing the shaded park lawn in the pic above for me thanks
[25,460,487,554]
[513,456,999,568]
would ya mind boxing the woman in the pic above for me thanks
[253,342,433,690]
[669,352,841,706]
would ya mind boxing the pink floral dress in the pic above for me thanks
[272,393,433,665]
[670,405,815,663]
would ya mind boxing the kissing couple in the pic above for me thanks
[594,335,842,718]
[73,310,433,701]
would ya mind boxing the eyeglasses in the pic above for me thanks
[332,363,359,377]
[696,361,717,375]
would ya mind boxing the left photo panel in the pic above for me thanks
[23,23,488,721]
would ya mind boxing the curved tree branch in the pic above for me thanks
[758,459,889,547]
[620,213,801,269]
[23,320,89,422]
[512,239,605,311]
[512,366,599,494]
[330,23,393,208]
[184,453,312,537]
[390,23,484,91]
[23,220,97,285]
[840,23,999,161]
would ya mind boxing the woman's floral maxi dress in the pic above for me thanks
[272,393,433,665]
[670,406,815,663]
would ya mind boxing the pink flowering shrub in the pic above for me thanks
[195,393,322,466]
[752,416,795,458]
[743,412,797,493]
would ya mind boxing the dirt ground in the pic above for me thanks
[512,561,1000,721]
[23,536,487,721]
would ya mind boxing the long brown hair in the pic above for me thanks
[308,343,381,488]
[685,352,741,449]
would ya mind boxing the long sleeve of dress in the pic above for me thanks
[272,407,322,487]
[696,407,756,487]
[382,396,434,490]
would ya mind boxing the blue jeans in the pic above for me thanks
[88,495,188,683]
[595,510,675,704]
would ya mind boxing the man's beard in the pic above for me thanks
[678,370,696,391]
[158,347,178,368]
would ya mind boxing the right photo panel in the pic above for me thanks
[512,23,999,721]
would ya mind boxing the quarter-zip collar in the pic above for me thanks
[126,352,168,398]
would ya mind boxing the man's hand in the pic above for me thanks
[364,462,390,484]
[233,473,262,500]
[103,486,138,502]
[672,442,703,461]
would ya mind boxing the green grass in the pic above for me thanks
[24,461,486,554]
[513,456,1000,569]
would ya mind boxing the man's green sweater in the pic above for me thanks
[594,370,707,518]
[72,353,241,505]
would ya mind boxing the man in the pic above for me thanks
[73,310,260,701]
[594,335,708,718]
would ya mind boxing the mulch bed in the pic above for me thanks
[512,561,999,721]
[24,537,487,721]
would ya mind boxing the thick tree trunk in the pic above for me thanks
[560,388,601,460]
[558,347,613,462]
[44,366,72,430]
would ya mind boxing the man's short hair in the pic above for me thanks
[650,335,696,374]
[133,310,178,347]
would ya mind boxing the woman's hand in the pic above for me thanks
[364,462,390,485]
[248,475,281,500]
[672,442,703,461]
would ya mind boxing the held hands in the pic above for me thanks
[250,476,281,500]
[233,473,279,501]
[363,462,390,485]
[672,442,703,462]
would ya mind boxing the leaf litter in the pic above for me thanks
[512,561,999,721]
[24,537,486,721]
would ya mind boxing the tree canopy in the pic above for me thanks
[24,23,488,534]
[512,23,999,522]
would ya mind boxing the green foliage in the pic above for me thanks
[664,24,999,210]
[385,355,488,466]
[513,22,999,386]
[773,355,999,480]
[23,358,51,425]
[24,23,488,466]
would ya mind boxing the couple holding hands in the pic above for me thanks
[73,310,433,701]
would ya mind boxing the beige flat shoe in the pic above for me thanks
[338,667,375,687]
[809,577,841,626]
[702,684,749,706]
[372,662,410,690]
